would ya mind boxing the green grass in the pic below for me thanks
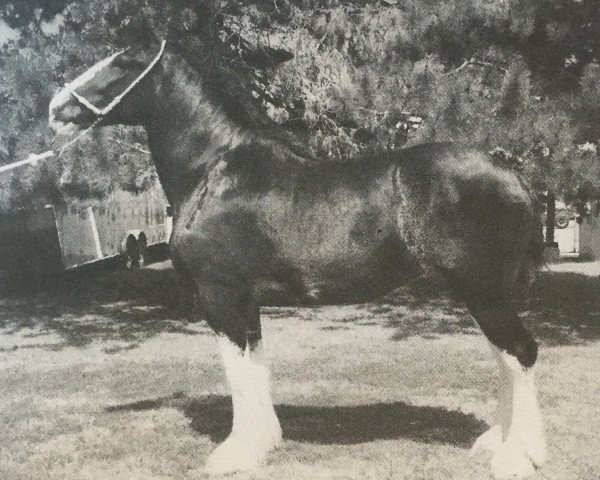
[1,261,599,479]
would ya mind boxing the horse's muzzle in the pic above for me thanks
[49,87,90,135]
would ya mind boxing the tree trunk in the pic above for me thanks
[545,191,556,245]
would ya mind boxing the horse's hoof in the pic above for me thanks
[521,429,546,468]
[205,423,282,475]
[270,422,283,450]
[470,425,503,458]
[490,437,537,479]
[205,436,263,475]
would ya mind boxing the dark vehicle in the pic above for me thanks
[554,201,575,229]
[541,200,575,230]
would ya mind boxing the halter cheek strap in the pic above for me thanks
[66,40,166,117]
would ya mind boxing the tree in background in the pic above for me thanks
[0,0,154,211]
[1,0,599,230]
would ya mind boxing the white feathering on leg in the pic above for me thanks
[473,344,546,480]
[205,335,281,474]
[497,350,546,467]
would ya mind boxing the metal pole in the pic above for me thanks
[87,206,104,259]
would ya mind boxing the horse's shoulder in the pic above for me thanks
[203,139,301,198]
[223,139,296,171]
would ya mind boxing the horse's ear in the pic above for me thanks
[115,12,159,48]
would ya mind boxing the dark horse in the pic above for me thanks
[49,38,546,479]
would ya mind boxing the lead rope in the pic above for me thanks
[0,117,101,174]
[0,151,54,174]
[0,40,166,175]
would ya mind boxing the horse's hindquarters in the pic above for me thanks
[394,145,540,300]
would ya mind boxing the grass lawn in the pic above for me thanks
[1,261,599,480]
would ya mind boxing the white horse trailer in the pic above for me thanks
[55,188,171,269]
[0,186,172,278]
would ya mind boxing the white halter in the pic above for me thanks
[66,40,166,117]
[0,41,166,175]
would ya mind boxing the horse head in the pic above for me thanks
[49,40,165,137]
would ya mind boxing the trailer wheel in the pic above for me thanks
[137,233,147,268]
[124,234,139,270]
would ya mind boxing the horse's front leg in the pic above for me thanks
[197,282,282,474]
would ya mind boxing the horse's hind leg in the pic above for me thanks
[466,298,546,479]
[197,282,281,474]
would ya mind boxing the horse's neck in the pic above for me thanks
[145,54,248,204]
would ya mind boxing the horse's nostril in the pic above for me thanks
[49,102,84,135]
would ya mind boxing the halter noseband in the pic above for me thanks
[65,40,166,117]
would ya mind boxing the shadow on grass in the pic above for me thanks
[106,393,487,448]
[0,263,203,351]
[1,260,599,350]
[371,267,600,347]
[523,268,600,346]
